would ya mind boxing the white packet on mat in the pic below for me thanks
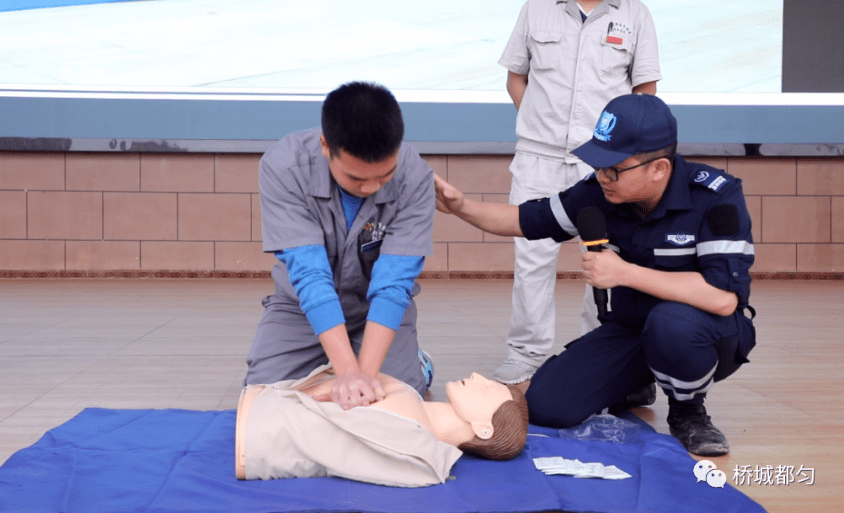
[533,457,632,480]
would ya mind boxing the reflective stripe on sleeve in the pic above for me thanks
[653,241,755,258]
[697,240,755,256]
[549,193,577,235]
[654,248,697,257]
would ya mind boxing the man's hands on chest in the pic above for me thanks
[329,370,386,410]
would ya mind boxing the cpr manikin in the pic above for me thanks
[236,366,529,487]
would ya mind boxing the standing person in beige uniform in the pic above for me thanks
[494,0,662,385]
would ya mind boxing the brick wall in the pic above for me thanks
[1,151,842,275]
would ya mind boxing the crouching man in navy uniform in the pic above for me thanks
[434,94,756,456]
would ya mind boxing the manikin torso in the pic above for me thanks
[294,369,494,446]
[235,368,512,480]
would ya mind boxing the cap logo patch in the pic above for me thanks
[594,111,617,142]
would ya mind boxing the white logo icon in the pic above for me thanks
[594,111,617,142]
[694,171,709,183]
[693,460,716,482]
[693,460,725,488]
[706,469,727,488]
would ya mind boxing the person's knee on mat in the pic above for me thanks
[524,370,604,428]
[525,389,597,429]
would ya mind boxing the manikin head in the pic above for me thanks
[446,373,529,460]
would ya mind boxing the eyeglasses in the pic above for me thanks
[593,156,666,182]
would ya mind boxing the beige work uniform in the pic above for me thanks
[497,0,662,359]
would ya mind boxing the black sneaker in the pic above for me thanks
[609,383,657,414]
[667,399,730,456]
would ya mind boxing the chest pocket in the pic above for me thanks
[600,36,633,77]
[529,31,562,71]
[358,217,385,281]
[652,247,697,272]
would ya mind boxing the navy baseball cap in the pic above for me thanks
[572,94,678,168]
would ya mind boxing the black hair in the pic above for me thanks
[636,142,677,165]
[321,81,404,162]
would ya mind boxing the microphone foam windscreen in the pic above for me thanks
[577,206,607,242]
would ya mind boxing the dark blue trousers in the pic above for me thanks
[525,301,753,429]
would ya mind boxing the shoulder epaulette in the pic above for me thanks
[689,166,731,193]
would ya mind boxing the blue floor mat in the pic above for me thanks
[0,408,766,513]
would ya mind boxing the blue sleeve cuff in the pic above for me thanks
[276,245,346,336]
[366,296,408,331]
[306,300,346,336]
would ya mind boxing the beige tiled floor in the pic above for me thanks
[0,278,842,512]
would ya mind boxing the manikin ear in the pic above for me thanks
[471,420,494,440]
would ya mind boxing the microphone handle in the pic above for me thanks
[585,245,609,320]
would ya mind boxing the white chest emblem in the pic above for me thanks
[666,234,695,246]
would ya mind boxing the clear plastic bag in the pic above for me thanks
[556,414,645,444]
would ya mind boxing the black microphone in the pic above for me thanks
[577,206,609,322]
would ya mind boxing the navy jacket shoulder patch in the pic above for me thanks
[690,167,730,193]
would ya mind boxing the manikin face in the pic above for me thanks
[320,136,398,198]
[446,373,512,438]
